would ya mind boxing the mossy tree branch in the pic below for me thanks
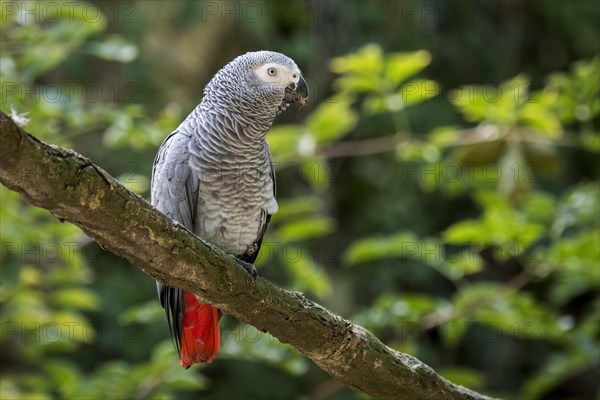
[0,111,495,400]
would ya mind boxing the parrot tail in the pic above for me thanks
[180,291,220,366]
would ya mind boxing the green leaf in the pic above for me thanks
[547,229,600,304]
[336,75,382,93]
[344,232,419,265]
[150,392,173,400]
[519,90,562,137]
[552,183,599,236]
[443,193,545,260]
[362,94,388,115]
[451,75,530,125]
[441,252,484,280]
[163,373,206,390]
[21,45,71,79]
[51,288,100,311]
[452,283,564,341]
[52,311,97,344]
[306,99,358,144]
[80,361,136,399]
[151,340,178,365]
[219,324,309,376]
[20,265,43,286]
[117,173,149,194]
[44,360,82,398]
[385,50,432,86]
[364,79,439,114]
[353,293,443,332]
[87,36,138,63]
[399,79,439,107]
[282,251,332,297]
[581,131,600,152]
[103,114,134,148]
[521,350,597,399]
[277,217,335,242]
[443,221,486,244]
[272,196,323,221]
[523,192,558,224]
[396,142,440,164]
[437,367,486,390]
[547,56,600,123]
[428,126,461,148]
[266,125,303,164]
[0,378,23,400]
[300,158,333,189]
[330,43,384,76]
[119,301,164,324]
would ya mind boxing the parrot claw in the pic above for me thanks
[232,257,258,281]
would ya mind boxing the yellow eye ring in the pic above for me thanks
[267,68,277,76]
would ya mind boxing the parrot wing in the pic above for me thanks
[151,130,199,359]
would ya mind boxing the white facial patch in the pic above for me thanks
[254,62,300,86]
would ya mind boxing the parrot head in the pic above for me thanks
[202,51,308,119]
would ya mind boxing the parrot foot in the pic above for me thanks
[231,257,258,281]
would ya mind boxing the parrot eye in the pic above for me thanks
[267,68,277,76]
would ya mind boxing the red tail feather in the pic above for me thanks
[180,291,220,366]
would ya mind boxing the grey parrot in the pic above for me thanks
[150,51,308,367]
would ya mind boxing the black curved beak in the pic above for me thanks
[284,75,309,109]
[296,75,308,108]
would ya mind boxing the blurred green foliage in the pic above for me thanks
[1,1,599,399]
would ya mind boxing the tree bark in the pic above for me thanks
[0,111,496,400]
